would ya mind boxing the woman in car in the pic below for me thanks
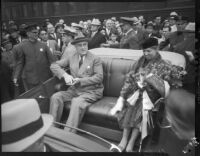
[110,37,186,152]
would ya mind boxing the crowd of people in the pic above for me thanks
[1,11,195,101]
[1,10,197,152]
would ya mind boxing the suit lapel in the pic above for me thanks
[73,54,79,74]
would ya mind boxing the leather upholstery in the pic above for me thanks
[63,57,136,131]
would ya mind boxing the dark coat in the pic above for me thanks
[110,28,145,50]
[88,31,106,50]
[0,61,15,103]
[13,40,56,87]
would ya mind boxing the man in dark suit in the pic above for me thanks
[103,17,144,49]
[88,19,106,50]
[60,26,77,59]
[1,58,15,104]
[49,34,104,133]
[13,24,56,91]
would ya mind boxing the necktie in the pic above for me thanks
[79,56,84,68]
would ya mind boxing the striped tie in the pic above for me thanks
[79,56,84,68]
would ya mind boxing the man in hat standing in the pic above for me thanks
[71,23,84,36]
[1,39,14,70]
[2,99,54,152]
[103,17,144,49]
[49,34,104,133]
[169,15,179,32]
[47,23,61,48]
[88,18,106,49]
[60,26,77,59]
[13,24,56,91]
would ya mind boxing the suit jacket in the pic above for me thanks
[1,61,15,103]
[50,51,104,95]
[47,40,61,60]
[61,43,76,60]
[48,33,57,41]
[88,31,106,50]
[13,40,56,85]
[130,28,145,50]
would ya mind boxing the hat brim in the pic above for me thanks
[91,24,101,26]
[182,30,195,33]
[71,38,89,45]
[133,21,140,25]
[2,114,53,152]
[61,31,76,36]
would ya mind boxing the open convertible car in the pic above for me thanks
[17,48,193,155]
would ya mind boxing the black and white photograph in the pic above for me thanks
[1,0,198,155]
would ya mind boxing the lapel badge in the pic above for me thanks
[40,48,44,52]
[87,66,90,69]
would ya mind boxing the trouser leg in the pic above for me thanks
[64,96,90,132]
[49,89,76,122]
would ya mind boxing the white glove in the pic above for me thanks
[110,97,124,116]
[63,73,74,85]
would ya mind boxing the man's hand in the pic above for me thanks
[13,78,19,86]
[72,78,81,87]
[63,73,74,85]
[185,51,195,62]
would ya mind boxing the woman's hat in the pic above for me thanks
[142,37,158,49]
[71,33,89,45]
[2,99,53,152]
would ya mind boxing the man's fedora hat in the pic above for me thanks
[91,18,101,26]
[60,26,77,37]
[26,24,38,32]
[2,99,53,152]
[55,23,64,29]
[120,17,134,25]
[2,39,12,47]
[71,23,84,29]
[71,33,89,45]
[170,11,178,16]
[132,17,140,25]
